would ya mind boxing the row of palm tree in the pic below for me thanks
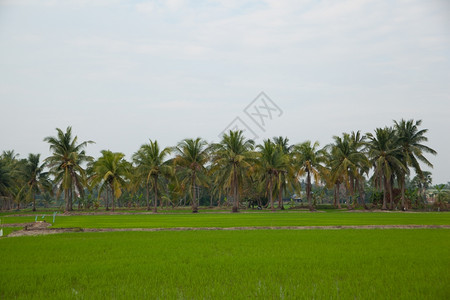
[0,119,437,213]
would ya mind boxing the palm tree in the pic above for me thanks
[327,132,369,209]
[132,140,172,212]
[433,184,449,210]
[173,138,209,213]
[292,141,326,211]
[367,127,407,210]
[1,151,28,210]
[44,127,93,212]
[22,154,52,211]
[412,171,432,207]
[394,119,437,210]
[257,139,287,211]
[0,159,13,210]
[90,150,130,212]
[272,136,296,210]
[211,130,255,212]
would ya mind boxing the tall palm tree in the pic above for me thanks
[394,119,437,210]
[22,154,52,211]
[90,150,130,212]
[44,127,93,212]
[292,141,326,211]
[272,136,296,210]
[0,159,13,210]
[1,151,29,210]
[211,130,255,212]
[132,140,172,212]
[257,139,287,211]
[173,138,209,213]
[367,127,406,210]
[327,132,369,209]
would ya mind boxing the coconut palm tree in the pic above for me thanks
[257,139,288,211]
[272,136,296,210]
[327,132,369,209]
[412,171,432,207]
[90,150,130,212]
[394,119,437,210]
[132,140,172,212]
[211,130,255,212]
[0,159,13,210]
[173,138,209,213]
[44,127,93,212]
[1,151,32,210]
[22,154,52,211]
[433,184,449,210]
[292,141,326,211]
[367,127,407,210]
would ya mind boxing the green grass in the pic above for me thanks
[3,211,450,229]
[1,229,449,299]
[0,227,22,236]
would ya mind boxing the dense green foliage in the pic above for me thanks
[1,230,448,299]
[0,119,444,213]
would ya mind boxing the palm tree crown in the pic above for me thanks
[133,140,172,212]
[211,130,255,212]
[44,126,93,212]
[173,138,209,213]
[257,139,288,211]
[394,119,437,209]
[292,141,326,210]
[90,150,130,211]
[22,153,52,211]
[367,127,406,209]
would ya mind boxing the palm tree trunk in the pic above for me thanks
[269,176,274,211]
[111,184,115,212]
[232,170,238,213]
[337,183,342,209]
[70,186,74,211]
[382,176,388,210]
[347,177,355,209]
[358,180,367,209]
[350,177,356,209]
[4,197,10,210]
[65,189,70,212]
[400,178,406,211]
[153,177,158,213]
[192,175,198,213]
[389,178,394,210]
[306,170,312,210]
[32,191,36,212]
[105,188,109,211]
[278,188,284,210]
[333,183,338,208]
[146,181,150,211]
[231,165,239,212]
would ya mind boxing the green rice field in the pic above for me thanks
[1,212,449,299]
[3,211,450,228]
[1,229,449,299]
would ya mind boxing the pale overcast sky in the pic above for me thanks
[1,0,449,184]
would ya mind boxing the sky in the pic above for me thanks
[1,0,449,184]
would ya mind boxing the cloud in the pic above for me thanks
[1,0,123,7]
[1,0,449,182]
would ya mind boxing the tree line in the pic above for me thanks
[0,119,442,213]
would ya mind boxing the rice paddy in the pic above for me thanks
[1,211,449,299]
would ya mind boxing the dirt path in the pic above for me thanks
[5,224,450,237]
